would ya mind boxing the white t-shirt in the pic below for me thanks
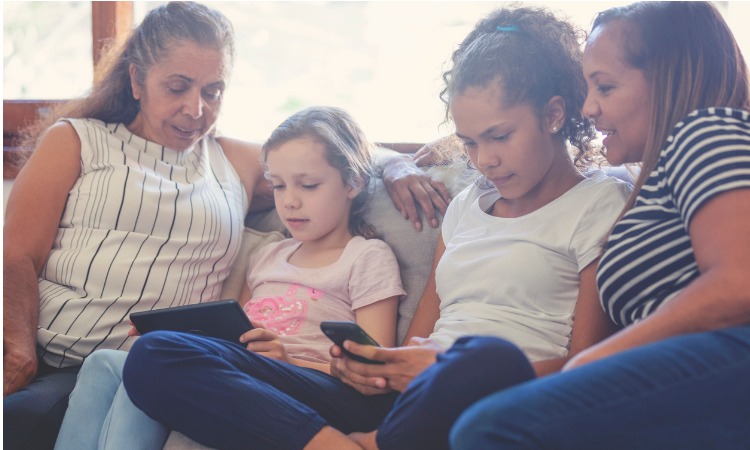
[244,236,406,363]
[430,170,631,361]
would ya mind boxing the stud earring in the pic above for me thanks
[551,126,559,133]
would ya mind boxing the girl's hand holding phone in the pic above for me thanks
[330,344,391,396]
[331,337,444,393]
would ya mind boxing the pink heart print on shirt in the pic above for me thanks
[244,285,323,335]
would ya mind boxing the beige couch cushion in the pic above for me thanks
[219,227,285,301]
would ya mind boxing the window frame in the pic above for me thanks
[3,1,133,178]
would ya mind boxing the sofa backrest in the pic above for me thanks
[239,160,477,345]
[217,161,635,346]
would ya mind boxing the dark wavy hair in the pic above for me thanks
[262,106,377,239]
[440,5,596,168]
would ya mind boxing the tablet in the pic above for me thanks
[130,299,253,346]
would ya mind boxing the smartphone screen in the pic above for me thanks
[320,321,384,364]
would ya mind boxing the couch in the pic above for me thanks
[163,158,478,449]
[163,158,634,449]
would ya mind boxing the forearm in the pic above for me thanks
[531,358,567,377]
[585,269,750,363]
[3,256,42,395]
[3,256,41,351]
[403,306,439,343]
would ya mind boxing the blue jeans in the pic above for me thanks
[376,336,535,450]
[123,331,398,450]
[450,325,750,450]
[3,362,80,450]
[54,349,169,450]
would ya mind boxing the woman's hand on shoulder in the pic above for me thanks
[381,152,452,232]
[386,135,466,231]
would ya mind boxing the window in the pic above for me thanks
[4,2,93,99]
[5,1,750,149]
[133,1,630,143]
[3,1,131,162]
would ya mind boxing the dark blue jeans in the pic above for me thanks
[123,331,397,450]
[450,325,750,450]
[3,362,81,450]
[377,336,536,450]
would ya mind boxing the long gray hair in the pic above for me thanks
[20,2,234,150]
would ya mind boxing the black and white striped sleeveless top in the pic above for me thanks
[37,118,247,368]
[598,108,750,327]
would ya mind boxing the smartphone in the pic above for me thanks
[130,299,253,346]
[320,321,384,365]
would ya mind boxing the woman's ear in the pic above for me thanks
[129,64,142,101]
[545,95,566,134]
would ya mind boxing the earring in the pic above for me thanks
[551,126,559,133]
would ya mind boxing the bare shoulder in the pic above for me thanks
[216,136,263,178]
[216,136,263,155]
[21,121,81,179]
[40,121,81,150]
[5,121,82,263]
[216,136,271,209]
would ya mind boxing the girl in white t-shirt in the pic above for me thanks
[55,106,405,450]
[335,6,631,450]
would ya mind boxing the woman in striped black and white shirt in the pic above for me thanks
[450,2,750,449]
[3,3,273,449]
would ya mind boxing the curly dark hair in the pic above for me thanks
[440,4,597,167]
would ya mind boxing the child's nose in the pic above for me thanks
[476,144,500,169]
[283,191,301,209]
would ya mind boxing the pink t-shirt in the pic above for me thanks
[243,236,405,363]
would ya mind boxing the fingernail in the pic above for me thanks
[414,222,422,231]
[431,219,438,228]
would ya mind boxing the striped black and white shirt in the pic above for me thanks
[37,119,247,368]
[598,108,750,327]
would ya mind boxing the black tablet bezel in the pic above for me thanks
[130,299,253,345]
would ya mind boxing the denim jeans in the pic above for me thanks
[3,362,80,450]
[123,331,397,450]
[54,349,169,450]
[450,325,750,450]
[376,336,535,450]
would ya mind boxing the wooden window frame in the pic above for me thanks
[3,1,133,178]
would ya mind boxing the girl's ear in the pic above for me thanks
[545,95,566,134]
[347,178,364,199]
[129,64,142,100]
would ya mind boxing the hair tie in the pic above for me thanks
[496,26,519,32]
